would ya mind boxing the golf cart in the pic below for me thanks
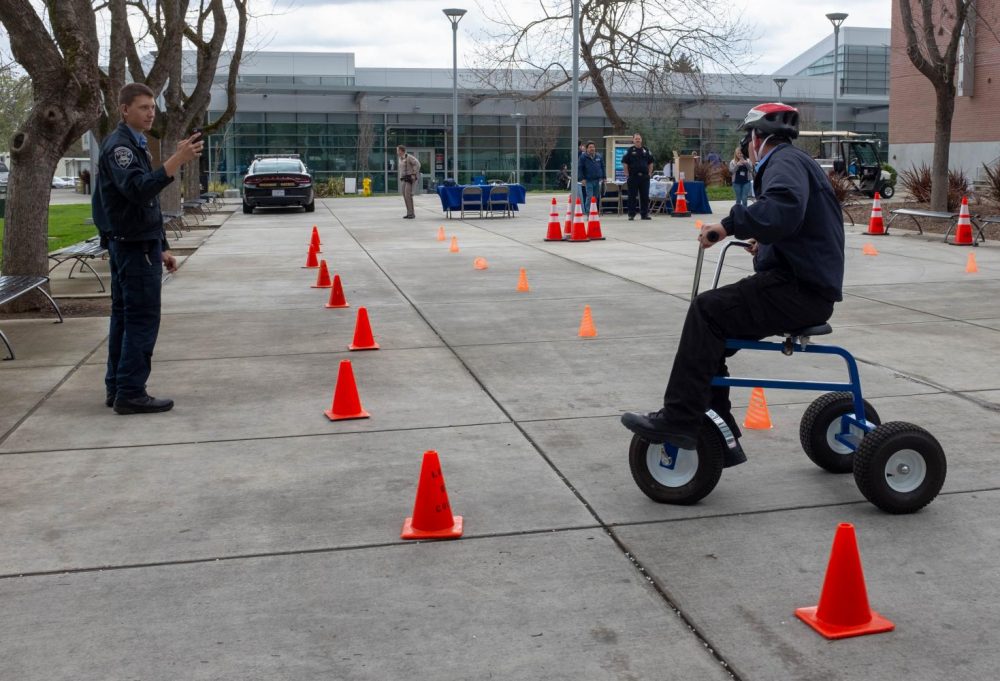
[839,139,895,199]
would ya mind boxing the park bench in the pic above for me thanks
[48,237,108,292]
[0,275,63,360]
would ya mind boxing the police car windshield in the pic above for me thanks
[254,161,302,174]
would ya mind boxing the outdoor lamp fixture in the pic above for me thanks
[510,112,525,184]
[826,12,848,145]
[773,77,788,103]
[443,8,467,183]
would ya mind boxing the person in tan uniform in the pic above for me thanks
[396,145,421,219]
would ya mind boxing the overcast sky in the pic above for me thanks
[1,0,891,75]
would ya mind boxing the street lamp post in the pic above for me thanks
[510,112,525,184]
[826,12,848,153]
[443,8,467,183]
[570,0,580,206]
[773,77,787,103]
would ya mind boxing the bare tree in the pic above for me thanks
[356,111,376,178]
[474,0,752,132]
[527,97,562,189]
[898,0,974,211]
[0,1,102,310]
[0,64,33,160]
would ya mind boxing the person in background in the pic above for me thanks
[579,141,606,209]
[729,146,752,207]
[623,132,655,220]
[557,164,571,190]
[396,145,421,219]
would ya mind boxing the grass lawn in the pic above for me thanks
[0,204,98,269]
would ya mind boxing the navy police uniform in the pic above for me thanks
[623,144,654,218]
[92,122,174,404]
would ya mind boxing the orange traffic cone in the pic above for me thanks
[694,219,703,231]
[866,193,885,235]
[564,194,574,235]
[795,523,895,639]
[672,178,691,217]
[545,197,564,241]
[437,226,446,241]
[743,387,773,429]
[324,359,370,421]
[950,196,975,245]
[311,260,332,288]
[401,450,464,540]
[348,306,379,351]
[473,257,489,270]
[517,268,530,292]
[578,305,597,337]
[569,199,589,242]
[303,243,319,269]
[325,274,349,308]
[310,226,322,248]
[587,196,605,240]
[862,243,879,256]
[966,252,978,273]
[449,236,460,253]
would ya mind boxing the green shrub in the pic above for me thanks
[981,160,1000,204]
[314,177,345,198]
[207,180,230,193]
[881,163,897,186]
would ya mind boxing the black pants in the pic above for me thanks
[106,239,163,399]
[626,175,650,217]
[661,269,835,441]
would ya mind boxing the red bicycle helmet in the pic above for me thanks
[739,103,800,139]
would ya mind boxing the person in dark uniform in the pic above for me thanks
[92,82,203,414]
[623,133,654,220]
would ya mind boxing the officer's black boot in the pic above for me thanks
[113,393,174,415]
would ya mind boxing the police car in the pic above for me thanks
[242,154,315,214]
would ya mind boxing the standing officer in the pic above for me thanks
[92,82,203,414]
[396,145,421,219]
[623,132,654,220]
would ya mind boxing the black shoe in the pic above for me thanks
[620,411,698,449]
[628,215,635,221]
[723,438,748,468]
[403,215,415,219]
[113,394,174,415]
[641,215,652,220]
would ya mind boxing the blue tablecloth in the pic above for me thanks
[668,180,712,214]
[437,184,527,214]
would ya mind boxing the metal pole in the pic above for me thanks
[452,23,459,182]
[570,0,580,206]
[515,120,521,183]
[826,13,847,154]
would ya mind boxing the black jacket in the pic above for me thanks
[721,144,845,302]
[92,122,173,247]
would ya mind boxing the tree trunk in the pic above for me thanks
[580,45,626,133]
[159,136,182,213]
[930,85,956,212]
[183,159,200,201]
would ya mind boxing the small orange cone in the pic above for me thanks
[348,307,379,350]
[325,274,349,308]
[401,450,463,540]
[578,305,597,337]
[862,243,879,256]
[569,198,589,242]
[672,178,690,217]
[587,196,605,240]
[473,256,489,270]
[324,359,370,421]
[545,197,564,241]
[311,260,332,288]
[564,194,574,235]
[310,226,322,248]
[950,196,975,245]
[795,523,894,639]
[743,387,773,429]
[449,236,460,253]
[966,252,978,273]
[302,243,320,269]
[694,219,703,231]
[517,268,530,292]
[437,226,446,241]
[866,193,885,235]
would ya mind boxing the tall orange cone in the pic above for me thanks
[966,252,978,273]
[587,196,605,240]
[311,259,332,288]
[325,274,349,308]
[437,226,446,241]
[449,236,460,253]
[564,193,574,235]
[324,359,370,421]
[473,257,489,270]
[302,243,320,269]
[578,305,597,337]
[866,193,885,235]
[795,523,894,639]
[517,268,530,292]
[310,226,322,248]
[862,243,879,256]
[672,177,690,217]
[401,450,463,540]
[949,196,975,245]
[743,387,773,429]
[569,198,590,242]
[348,307,379,350]
[545,197,564,241]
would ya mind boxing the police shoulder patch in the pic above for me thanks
[113,146,134,169]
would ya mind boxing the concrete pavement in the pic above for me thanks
[1,191,999,679]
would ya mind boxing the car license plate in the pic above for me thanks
[272,189,285,197]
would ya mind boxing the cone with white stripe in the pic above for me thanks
[569,198,590,242]
[545,197,564,241]
[587,196,605,240]
[866,193,885,235]
[949,196,974,246]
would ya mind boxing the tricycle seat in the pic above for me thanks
[783,323,832,339]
